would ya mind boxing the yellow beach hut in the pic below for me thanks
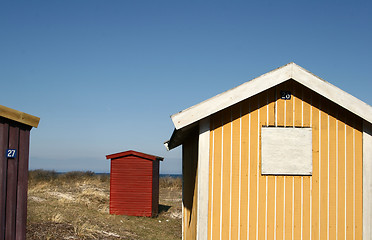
[165,63,372,240]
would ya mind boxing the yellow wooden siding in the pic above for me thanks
[231,104,241,240]
[208,80,363,240]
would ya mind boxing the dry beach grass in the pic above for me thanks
[27,170,182,239]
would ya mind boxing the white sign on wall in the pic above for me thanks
[261,127,312,175]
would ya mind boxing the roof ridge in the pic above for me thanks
[170,63,372,131]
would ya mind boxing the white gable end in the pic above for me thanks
[171,63,372,130]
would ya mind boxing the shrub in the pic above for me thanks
[28,170,109,184]
[159,176,182,189]
[96,174,110,183]
[28,169,58,183]
[58,171,95,181]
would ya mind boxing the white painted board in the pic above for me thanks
[363,121,372,240]
[261,127,312,175]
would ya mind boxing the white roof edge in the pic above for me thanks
[292,64,372,124]
[171,62,293,129]
[171,62,372,130]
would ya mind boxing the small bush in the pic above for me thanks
[28,170,110,184]
[96,174,110,183]
[29,169,58,183]
[159,177,182,189]
[59,171,95,181]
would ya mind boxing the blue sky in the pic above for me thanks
[1,1,371,174]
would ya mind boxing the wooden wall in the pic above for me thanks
[182,130,198,240]
[110,156,155,217]
[0,117,31,240]
[207,80,363,240]
[152,159,160,217]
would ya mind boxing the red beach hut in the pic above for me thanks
[106,150,163,217]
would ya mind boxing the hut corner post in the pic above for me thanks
[197,118,210,240]
[363,120,372,240]
[182,117,210,240]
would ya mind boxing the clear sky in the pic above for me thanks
[1,1,371,174]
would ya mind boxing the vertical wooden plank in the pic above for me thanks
[302,87,311,128]
[183,150,187,239]
[302,177,311,240]
[294,82,303,127]
[221,108,231,240]
[293,82,302,240]
[337,114,346,240]
[266,176,275,239]
[182,130,198,240]
[197,117,210,240]
[275,84,285,240]
[346,119,354,240]
[5,125,19,240]
[302,86,311,240]
[328,112,337,240]
[293,178,301,240]
[151,161,156,216]
[282,81,293,240]
[363,121,372,240]
[193,155,198,240]
[156,160,160,215]
[276,176,284,240]
[276,85,285,127]
[248,96,258,239]
[109,160,113,214]
[267,87,276,126]
[15,128,30,240]
[266,88,276,240]
[320,101,329,240]
[153,160,160,217]
[0,119,9,240]
[259,93,268,127]
[284,176,293,240]
[183,194,186,240]
[258,93,267,240]
[211,113,222,240]
[193,144,198,240]
[311,93,320,240]
[208,119,214,240]
[230,104,240,240]
[239,100,249,240]
[354,120,363,240]
[285,81,294,127]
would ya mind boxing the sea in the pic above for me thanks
[94,173,182,178]
[55,172,182,179]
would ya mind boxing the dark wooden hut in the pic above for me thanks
[0,105,39,240]
[106,150,163,217]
